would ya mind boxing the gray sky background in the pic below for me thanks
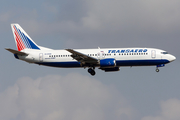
[1,0,180,120]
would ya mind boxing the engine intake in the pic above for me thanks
[100,58,116,68]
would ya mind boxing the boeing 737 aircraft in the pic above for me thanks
[6,24,176,76]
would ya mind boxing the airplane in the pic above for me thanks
[6,24,176,76]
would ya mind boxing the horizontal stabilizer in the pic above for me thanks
[5,48,28,55]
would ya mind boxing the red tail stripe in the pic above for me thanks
[14,27,23,51]
[14,30,24,51]
[13,26,25,51]
[14,26,25,51]
[14,31,22,51]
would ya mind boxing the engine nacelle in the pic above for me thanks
[100,58,116,68]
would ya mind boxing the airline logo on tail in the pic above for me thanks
[12,24,40,51]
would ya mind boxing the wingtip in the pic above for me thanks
[5,48,10,50]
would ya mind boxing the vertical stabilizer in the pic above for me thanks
[11,24,40,51]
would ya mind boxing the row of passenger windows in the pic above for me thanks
[88,53,148,56]
[49,55,71,57]
[49,53,148,58]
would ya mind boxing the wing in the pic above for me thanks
[5,48,28,55]
[65,49,98,64]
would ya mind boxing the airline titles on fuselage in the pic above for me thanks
[108,49,148,53]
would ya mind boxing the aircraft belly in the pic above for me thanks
[36,61,82,68]
[116,59,169,66]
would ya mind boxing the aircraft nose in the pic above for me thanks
[169,55,176,62]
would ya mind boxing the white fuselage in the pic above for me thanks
[8,24,176,75]
[16,48,176,68]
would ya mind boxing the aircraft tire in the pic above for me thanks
[88,68,93,73]
[91,70,96,76]
[156,68,159,72]
[88,68,96,76]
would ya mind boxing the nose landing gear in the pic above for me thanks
[155,64,165,72]
[156,68,159,72]
[88,68,96,76]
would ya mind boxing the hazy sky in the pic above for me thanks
[1,0,180,120]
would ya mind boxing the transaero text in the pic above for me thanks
[108,49,148,53]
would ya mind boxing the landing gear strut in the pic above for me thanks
[156,64,165,72]
[88,68,96,76]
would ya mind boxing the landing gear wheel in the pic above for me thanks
[88,68,93,73]
[156,68,159,72]
[88,68,96,76]
[91,70,96,76]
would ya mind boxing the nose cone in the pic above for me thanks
[169,55,176,62]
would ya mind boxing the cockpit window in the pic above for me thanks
[161,52,168,54]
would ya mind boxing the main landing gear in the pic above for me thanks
[88,68,96,76]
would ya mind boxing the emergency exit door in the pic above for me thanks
[97,51,105,59]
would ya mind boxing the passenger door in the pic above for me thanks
[39,53,43,62]
[151,50,156,58]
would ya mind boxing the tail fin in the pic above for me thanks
[11,24,40,51]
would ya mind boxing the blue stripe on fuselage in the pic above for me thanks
[37,61,81,67]
[35,59,170,68]
[116,59,169,66]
